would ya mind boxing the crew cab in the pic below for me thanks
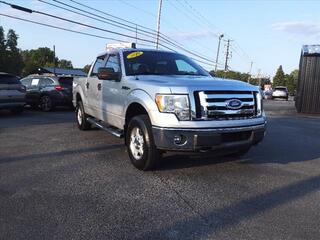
[73,43,266,170]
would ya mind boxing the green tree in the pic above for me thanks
[22,47,58,75]
[286,69,298,94]
[83,64,91,74]
[211,70,250,82]
[58,59,73,68]
[273,65,286,87]
[6,29,18,51]
[0,26,6,72]
[0,29,24,75]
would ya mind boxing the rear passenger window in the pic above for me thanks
[39,78,54,87]
[91,56,106,76]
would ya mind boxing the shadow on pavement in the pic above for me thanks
[140,174,320,239]
[0,144,123,164]
[0,108,75,128]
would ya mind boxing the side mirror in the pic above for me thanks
[97,67,120,81]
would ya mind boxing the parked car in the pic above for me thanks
[272,86,288,100]
[73,43,266,170]
[0,72,26,114]
[263,90,273,100]
[20,75,73,111]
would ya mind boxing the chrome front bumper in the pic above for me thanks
[152,123,266,152]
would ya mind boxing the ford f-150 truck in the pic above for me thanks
[73,43,266,170]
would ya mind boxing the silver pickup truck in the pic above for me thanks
[73,44,266,170]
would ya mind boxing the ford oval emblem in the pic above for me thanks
[226,99,243,109]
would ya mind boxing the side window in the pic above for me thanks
[21,78,32,87]
[31,78,40,87]
[39,78,54,87]
[105,54,120,73]
[91,56,106,76]
[175,59,197,73]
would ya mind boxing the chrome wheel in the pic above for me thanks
[129,127,144,160]
[77,106,83,125]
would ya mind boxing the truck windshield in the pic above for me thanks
[123,51,209,76]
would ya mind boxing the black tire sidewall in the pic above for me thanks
[76,101,90,130]
[40,95,53,112]
[126,115,159,170]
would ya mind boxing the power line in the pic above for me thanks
[172,0,220,38]
[38,0,155,41]
[180,0,222,36]
[0,13,128,43]
[0,1,178,51]
[0,12,218,68]
[46,0,221,64]
[174,0,256,73]
[118,0,157,18]
[0,0,223,66]
[118,0,218,55]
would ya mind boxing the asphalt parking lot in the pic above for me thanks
[1,100,320,240]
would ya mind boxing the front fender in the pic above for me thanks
[72,84,87,108]
[124,89,178,127]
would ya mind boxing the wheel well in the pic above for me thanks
[76,93,82,103]
[125,103,148,131]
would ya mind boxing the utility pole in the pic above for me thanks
[53,45,56,75]
[257,69,262,87]
[214,34,224,72]
[155,0,163,49]
[248,61,253,83]
[224,39,231,72]
[135,24,138,45]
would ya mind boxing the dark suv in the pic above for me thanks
[0,72,26,114]
[20,75,73,111]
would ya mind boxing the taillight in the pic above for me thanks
[55,85,63,91]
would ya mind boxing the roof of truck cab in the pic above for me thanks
[96,48,174,58]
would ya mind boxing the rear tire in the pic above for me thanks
[40,95,54,112]
[76,100,91,130]
[126,115,161,171]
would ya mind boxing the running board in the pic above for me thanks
[87,117,124,138]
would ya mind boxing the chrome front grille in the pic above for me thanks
[194,90,257,120]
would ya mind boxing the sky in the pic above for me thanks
[0,0,319,77]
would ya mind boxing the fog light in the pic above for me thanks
[174,135,187,145]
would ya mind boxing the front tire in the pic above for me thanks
[76,100,91,130]
[126,115,161,171]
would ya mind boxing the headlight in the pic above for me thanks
[155,94,190,121]
[256,91,263,116]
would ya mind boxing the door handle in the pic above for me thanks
[97,83,102,91]
[121,86,130,90]
[86,82,89,89]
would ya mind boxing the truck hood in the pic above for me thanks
[130,75,258,93]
